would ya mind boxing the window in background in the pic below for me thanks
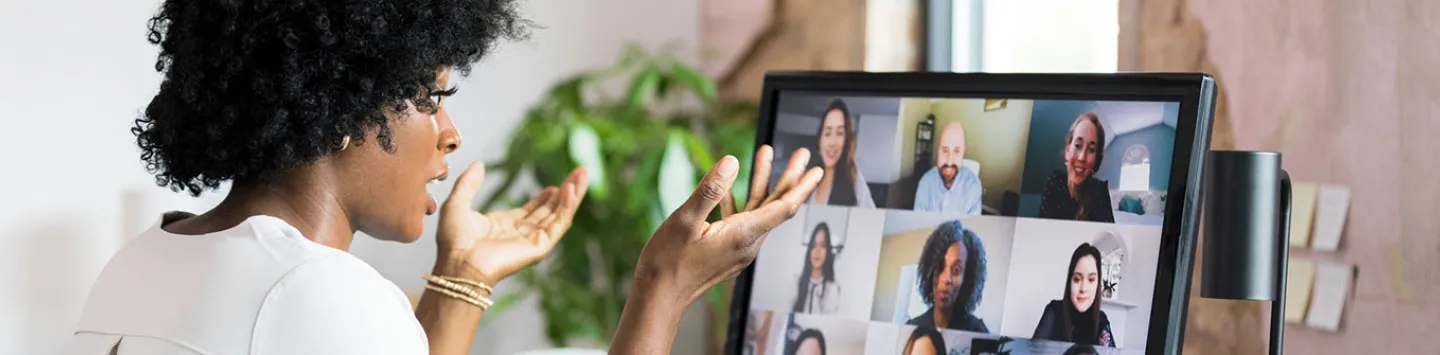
[932,0,1119,73]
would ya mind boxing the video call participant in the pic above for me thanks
[787,328,828,355]
[1032,243,1115,347]
[914,121,983,215]
[905,220,990,333]
[810,99,876,208]
[1038,113,1116,223]
[1063,344,1101,355]
[902,326,947,355]
[793,222,841,314]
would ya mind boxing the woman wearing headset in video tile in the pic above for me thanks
[793,222,841,314]
[905,220,989,333]
[71,1,823,353]
[1039,112,1116,223]
[1032,243,1116,347]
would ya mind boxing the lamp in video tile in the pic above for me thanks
[1199,150,1291,355]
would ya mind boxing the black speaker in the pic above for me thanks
[1199,150,1291,355]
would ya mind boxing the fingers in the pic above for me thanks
[751,167,824,231]
[744,145,775,212]
[721,193,738,218]
[444,161,486,210]
[763,148,812,206]
[674,155,740,225]
[540,181,584,249]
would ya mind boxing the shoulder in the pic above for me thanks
[1042,300,1065,314]
[251,253,426,354]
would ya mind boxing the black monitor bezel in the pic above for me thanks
[723,71,1216,355]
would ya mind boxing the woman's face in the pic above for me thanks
[341,68,462,243]
[809,230,829,272]
[818,110,847,168]
[905,336,938,355]
[1064,119,1101,188]
[796,337,824,355]
[933,243,967,310]
[1070,255,1100,312]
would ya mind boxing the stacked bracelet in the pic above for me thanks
[423,274,494,310]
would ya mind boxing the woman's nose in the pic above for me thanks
[435,109,462,154]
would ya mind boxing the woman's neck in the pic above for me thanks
[810,267,823,280]
[162,168,357,251]
[1068,178,1083,198]
[815,169,837,202]
[932,306,950,328]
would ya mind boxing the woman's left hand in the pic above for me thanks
[434,161,589,286]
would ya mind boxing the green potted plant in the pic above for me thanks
[480,43,756,353]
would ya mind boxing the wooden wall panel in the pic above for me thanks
[1124,0,1440,353]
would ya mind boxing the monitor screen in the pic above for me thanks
[739,88,1193,355]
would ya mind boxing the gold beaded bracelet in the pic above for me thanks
[423,284,490,310]
[423,274,495,310]
[435,275,494,294]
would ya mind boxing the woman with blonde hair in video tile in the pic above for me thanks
[1039,112,1116,223]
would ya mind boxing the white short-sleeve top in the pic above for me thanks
[71,213,428,355]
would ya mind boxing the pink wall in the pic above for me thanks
[1189,0,1439,352]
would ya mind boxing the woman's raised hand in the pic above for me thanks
[434,162,589,286]
[635,145,823,306]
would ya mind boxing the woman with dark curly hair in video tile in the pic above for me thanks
[1038,112,1116,223]
[71,1,824,354]
[1032,243,1116,347]
[905,220,989,333]
[793,222,841,314]
[902,326,947,355]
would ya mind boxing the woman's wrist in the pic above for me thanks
[431,254,499,289]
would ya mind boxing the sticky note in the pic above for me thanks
[1305,262,1355,331]
[1311,184,1351,251]
[1284,258,1316,323]
[1288,182,1318,247]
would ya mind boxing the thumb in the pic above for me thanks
[445,161,485,210]
[674,156,739,224]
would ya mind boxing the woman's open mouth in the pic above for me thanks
[425,171,448,215]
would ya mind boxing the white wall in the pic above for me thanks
[0,0,701,354]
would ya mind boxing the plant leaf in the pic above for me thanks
[625,64,663,110]
[657,131,696,218]
[568,123,608,199]
[671,62,718,100]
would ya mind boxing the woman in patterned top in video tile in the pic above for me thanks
[905,220,989,333]
[1038,112,1116,223]
[1032,243,1116,347]
[792,222,841,314]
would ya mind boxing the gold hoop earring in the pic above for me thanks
[340,135,351,151]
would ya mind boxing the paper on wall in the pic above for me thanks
[1288,182,1319,247]
[1305,261,1355,332]
[1311,184,1351,251]
[1284,258,1316,323]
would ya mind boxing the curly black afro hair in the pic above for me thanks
[135,0,530,196]
[915,219,986,314]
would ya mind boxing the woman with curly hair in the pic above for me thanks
[71,1,823,354]
[905,220,989,333]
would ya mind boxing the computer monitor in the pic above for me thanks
[725,72,1216,355]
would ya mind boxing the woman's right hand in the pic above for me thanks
[634,145,823,306]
